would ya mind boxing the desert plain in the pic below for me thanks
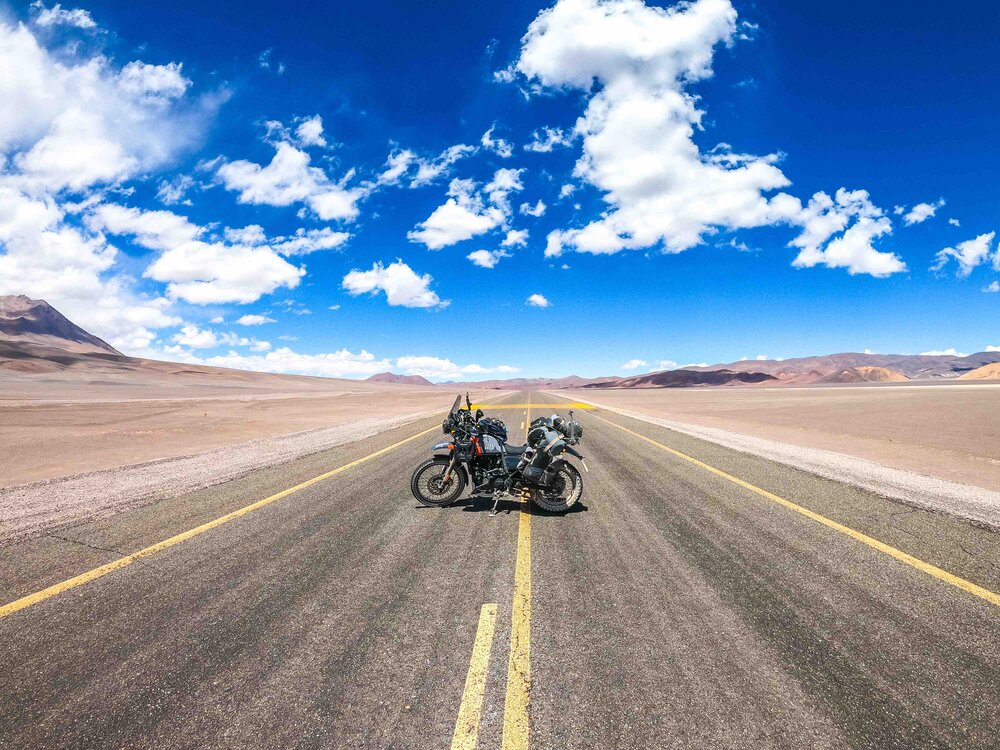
[557,381,1000,492]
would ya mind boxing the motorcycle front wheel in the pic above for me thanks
[531,462,583,513]
[410,458,466,507]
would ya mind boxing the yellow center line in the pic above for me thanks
[451,603,499,750]
[588,411,1000,608]
[501,400,532,750]
[0,424,441,621]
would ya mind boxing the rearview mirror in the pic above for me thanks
[475,409,484,420]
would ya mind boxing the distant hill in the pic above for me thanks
[586,369,777,389]
[817,366,909,384]
[959,362,1000,380]
[681,351,1000,382]
[366,372,435,386]
[0,295,119,355]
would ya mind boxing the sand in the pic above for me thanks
[556,382,1000,492]
[0,367,479,488]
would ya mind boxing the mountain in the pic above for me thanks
[681,351,1000,382]
[0,295,119,355]
[817,366,909,384]
[366,372,435,386]
[586,369,777,388]
[959,362,1000,380]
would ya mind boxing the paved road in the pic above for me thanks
[1,391,998,749]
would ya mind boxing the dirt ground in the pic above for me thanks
[556,382,1000,492]
[0,369,481,488]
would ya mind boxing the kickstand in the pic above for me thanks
[489,491,505,517]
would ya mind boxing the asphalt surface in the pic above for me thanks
[1,391,998,749]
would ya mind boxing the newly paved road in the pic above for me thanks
[1,391,998,748]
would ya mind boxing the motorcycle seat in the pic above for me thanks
[504,443,528,455]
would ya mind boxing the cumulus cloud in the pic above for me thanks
[86,203,202,250]
[467,249,510,268]
[621,358,648,370]
[342,260,448,308]
[948,218,961,227]
[519,200,546,217]
[295,115,326,147]
[407,177,506,249]
[30,2,96,29]
[156,174,197,206]
[481,125,513,158]
[506,0,904,277]
[146,241,304,304]
[789,189,905,277]
[216,141,364,221]
[983,281,1000,293]
[236,314,275,326]
[502,229,528,247]
[526,293,550,307]
[903,199,944,226]
[0,20,210,193]
[931,232,996,278]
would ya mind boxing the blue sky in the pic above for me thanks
[0,0,997,380]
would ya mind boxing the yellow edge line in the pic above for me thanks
[451,603,499,750]
[0,424,440,621]
[589,412,1000,608]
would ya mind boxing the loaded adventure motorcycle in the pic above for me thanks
[410,394,587,514]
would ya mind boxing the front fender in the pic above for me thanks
[432,453,470,485]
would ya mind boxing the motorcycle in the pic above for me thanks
[410,394,588,513]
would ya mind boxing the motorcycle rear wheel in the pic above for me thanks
[411,458,466,507]
[531,463,583,513]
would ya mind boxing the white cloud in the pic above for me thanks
[983,281,1000,293]
[295,115,326,147]
[157,174,196,205]
[920,348,968,357]
[217,141,364,221]
[172,324,221,349]
[932,232,996,278]
[621,358,648,370]
[328,304,340,311]
[0,20,210,193]
[524,126,573,153]
[224,224,267,245]
[502,229,529,247]
[407,177,506,249]
[30,2,96,29]
[481,125,513,158]
[271,227,350,255]
[484,168,524,213]
[236,314,275,326]
[378,143,476,188]
[86,203,202,250]
[342,260,448,308]
[508,0,904,277]
[394,355,519,380]
[903,199,944,226]
[467,249,510,268]
[146,241,304,304]
[526,293,550,307]
[519,200,546,217]
[789,189,904,277]
[948,218,961,227]
[986,345,1000,353]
